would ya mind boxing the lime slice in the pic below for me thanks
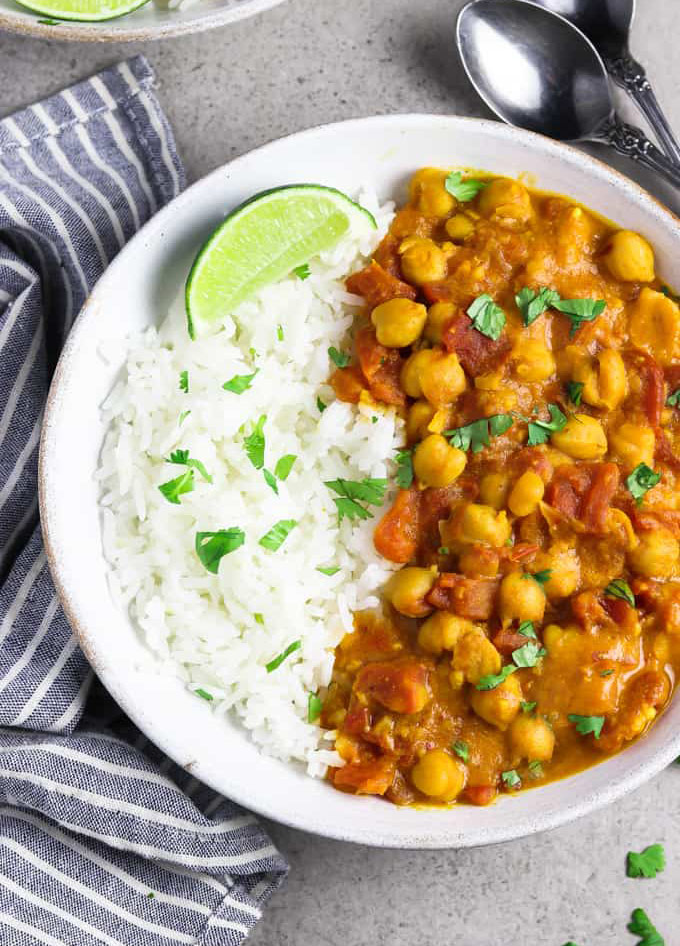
[15,0,149,20]
[185,185,377,340]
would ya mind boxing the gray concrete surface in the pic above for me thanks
[2,0,680,942]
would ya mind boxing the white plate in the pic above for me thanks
[40,115,680,848]
[0,0,284,42]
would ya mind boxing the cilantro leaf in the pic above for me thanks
[488,413,514,436]
[552,297,606,337]
[259,519,298,551]
[521,701,537,714]
[266,640,302,673]
[627,844,666,879]
[317,566,340,576]
[605,578,635,608]
[444,171,486,202]
[452,740,469,762]
[179,410,191,425]
[179,370,189,393]
[667,387,680,408]
[308,692,323,722]
[626,463,661,506]
[501,769,521,789]
[512,641,547,668]
[158,469,194,505]
[277,324,284,341]
[466,293,506,340]
[223,370,258,394]
[195,528,245,573]
[476,665,516,691]
[195,688,213,701]
[446,414,513,453]
[328,346,351,368]
[517,621,537,639]
[263,469,279,494]
[528,760,544,778]
[522,569,552,587]
[332,498,373,521]
[274,454,296,481]
[254,613,265,625]
[316,397,327,413]
[600,668,615,677]
[395,448,414,489]
[167,449,212,483]
[628,907,665,946]
[568,714,605,739]
[325,478,388,522]
[244,414,266,470]
[524,403,567,446]
[515,286,561,326]
[566,381,584,406]
[293,263,311,280]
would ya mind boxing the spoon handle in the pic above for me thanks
[596,114,680,190]
[605,52,680,167]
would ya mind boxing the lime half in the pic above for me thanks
[185,185,377,339]
[16,0,150,19]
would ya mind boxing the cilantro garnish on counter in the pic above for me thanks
[627,844,666,879]
[466,293,506,340]
[628,908,665,946]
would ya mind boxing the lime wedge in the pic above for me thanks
[15,0,149,19]
[185,185,377,340]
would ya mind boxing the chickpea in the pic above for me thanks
[499,571,546,625]
[475,370,504,391]
[470,673,523,730]
[385,566,437,618]
[629,287,680,366]
[425,301,455,344]
[479,472,510,510]
[399,237,452,287]
[411,749,467,802]
[419,350,467,407]
[413,434,467,488]
[550,414,607,460]
[577,349,627,410]
[406,399,436,443]
[458,545,500,577]
[508,470,545,517]
[478,178,532,225]
[409,168,456,218]
[609,422,655,470]
[451,628,502,685]
[628,527,679,579]
[445,214,475,242]
[531,543,580,600]
[602,230,655,282]
[509,714,555,762]
[454,503,512,547]
[542,623,565,654]
[371,298,427,348]
[401,348,437,399]
[512,338,556,383]
[418,612,474,655]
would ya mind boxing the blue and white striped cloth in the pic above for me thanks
[0,55,287,945]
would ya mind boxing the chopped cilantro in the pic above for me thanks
[512,641,547,668]
[452,740,469,762]
[253,613,265,625]
[263,469,279,494]
[325,478,388,522]
[517,621,537,639]
[438,546,450,555]
[444,171,486,202]
[552,296,606,337]
[317,566,340,576]
[667,387,680,408]
[501,769,521,789]
[266,640,302,673]
[515,286,561,326]
[600,669,615,678]
[328,346,351,368]
[605,578,635,608]
[195,688,213,702]
[522,569,552,587]
[277,324,284,341]
[566,381,584,406]
[568,714,605,739]
[521,403,567,446]
[488,413,514,436]
[259,519,298,551]
[158,469,194,505]
[179,410,191,425]
[293,263,311,280]
[167,449,212,483]
[521,701,537,714]
[223,370,258,394]
[244,414,266,470]
[395,448,414,489]
[446,413,513,453]
[626,463,661,506]
[317,396,327,413]
[179,370,189,393]
[274,454,296,481]
[627,844,666,879]
[195,528,245,573]
[308,692,323,722]
[628,908,665,946]
[528,760,544,778]
[466,293,506,340]
[476,664,516,691]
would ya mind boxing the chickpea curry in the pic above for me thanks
[321,167,680,808]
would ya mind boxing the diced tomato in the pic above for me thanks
[545,462,618,533]
[417,485,460,561]
[329,365,366,403]
[333,757,397,795]
[654,429,680,474]
[343,698,371,736]
[441,311,512,375]
[572,590,637,634]
[346,260,416,308]
[427,574,500,620]
[374,488,420,563]
[463,785,497,806]
[354,325,406,406]
[632,509,680,539]
[422,283,452,304]
[581,463,619,532]
[639,353,665,426]
[354,659,431,714]
[492,627,531,657]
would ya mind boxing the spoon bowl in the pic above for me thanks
[531,0,633,57]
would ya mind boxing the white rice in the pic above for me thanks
[97,189,403,776]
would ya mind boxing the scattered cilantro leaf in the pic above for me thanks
[446,414,513,453]
[328,346,351,368]
[667,387,680,408]
[566,381,584,406]
[179,410,191,425]
[395,448,414,489]
[195,688,213,701]
[277,324,284,341]
[466,293,506,340]
[444,171,486,202]
[568,714,605,739]
[274,454,296,481]
[308,692,323,722]
[293,263,311,280]
[244,414,266,470]
[626,463,662,506]
[488,413,514,436]
[627,844,666,879]
[179,370,189,393]
[600,669,615,677]
[263,468,279,494]
[523,403,567,446]
[512,641,547,668]
[528,760,544,778]
[476,665,516,691]
[195,528,245,573]
[223,370,258,394]
[501,769,521,789]
[628,907,665,946]
[522,569,552,587]
[332,498,373,521]
[438,546,450,555]
[452,740,469,762]
[317,397,327,413]
[605,578,635,608]
[259,519,298,551]
[517,621,536,639]
[552,297,606,337]
[253,613,265,625]
[325,478,388,522]
[167,449,212,483]
[317,566,340,576]
[158,469,194,505]
[266,640,302,673]
[521,701,537,714]
[515,286,561,326]
[372,415,378,424]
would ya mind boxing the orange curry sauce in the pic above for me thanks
[321,168,680,807]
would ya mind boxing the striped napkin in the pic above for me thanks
[0,55,287,945]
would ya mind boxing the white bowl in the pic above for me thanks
[40,115,680,848]
[0,0,285,42]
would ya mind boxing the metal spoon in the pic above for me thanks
[456,0,680,189]
[530,0,680,165]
